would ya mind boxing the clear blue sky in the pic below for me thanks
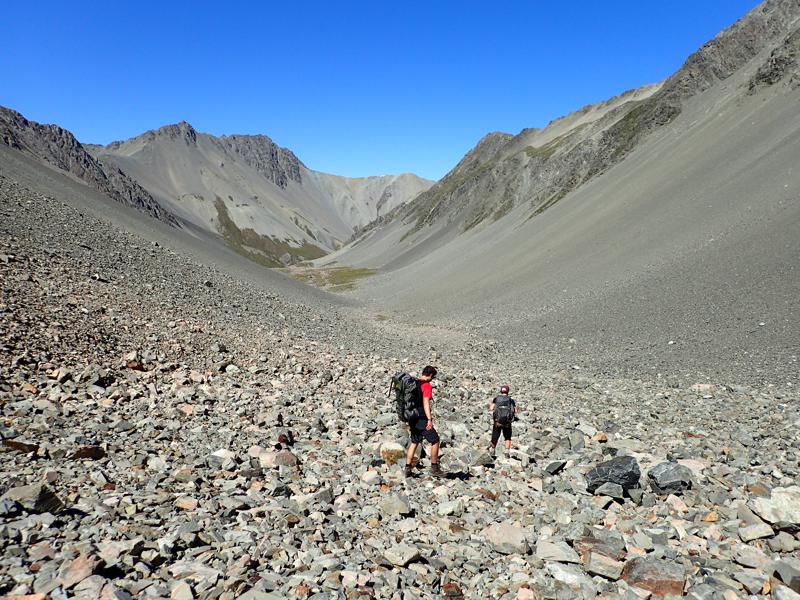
[1,1,759,180]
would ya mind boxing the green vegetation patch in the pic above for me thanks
[525,143,555,161]
[524,133,569,162]
[491,188,516,223]
[214,198,326,267]
[610,101,648,160]
[279,265,376,292]
[525,189,568,223]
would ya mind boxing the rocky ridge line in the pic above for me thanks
[0,107,177,226]
[381,0,800,237]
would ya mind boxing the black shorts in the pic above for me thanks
[491,423,512,445]
[409,419,440,444]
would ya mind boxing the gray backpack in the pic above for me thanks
[390,372,421,422]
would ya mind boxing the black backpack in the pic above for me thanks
[390,372,421,422]
[493,395,514,426]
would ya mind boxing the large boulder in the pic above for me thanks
[750,486,800,529]
[379,441,406,465]
[647,461,694,495]
[622,557,685,596]
[482,521,530,555]
[586,456,641,493]
[1,484,64,514]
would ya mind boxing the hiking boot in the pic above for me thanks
[488,446,496,458]
[430,463,444,478]
[404,464,414,478]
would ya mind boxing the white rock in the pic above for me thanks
[437,498,464,517]
[750,486,800,527]
[384,543,420,566]
[482,521,530,555]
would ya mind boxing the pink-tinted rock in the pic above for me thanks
[622,557,685,597]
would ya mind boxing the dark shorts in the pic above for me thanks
[491,423,512,445]
[409,419,440,444]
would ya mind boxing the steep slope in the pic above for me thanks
[90,126,432,266]
[0,107,175,225]
[330,0,799,271]
[315,85,662,270]
[327,0,800,382]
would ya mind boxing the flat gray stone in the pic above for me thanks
[380,494,412,517]
[384,543,420,567]
[535,540,579,564]
[437,498,464,517]
[647,461,694,494]
[739,522,774,542]
[594,482,625,498]
[585,552,624,580]
[772,586,800,600]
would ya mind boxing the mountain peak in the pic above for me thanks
[151,121,197,144]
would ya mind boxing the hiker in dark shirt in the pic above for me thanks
[488,385,516,458]
[405,366,443,478]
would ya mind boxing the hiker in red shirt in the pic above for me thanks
[404,366,443,478]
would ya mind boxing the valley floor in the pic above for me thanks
[1,175,799,599]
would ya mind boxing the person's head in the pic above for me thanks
[419,365,438,382]
[500,385,510,395]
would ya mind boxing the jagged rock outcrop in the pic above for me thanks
[0,107,176,225]
[750,25,800,90]
[213,134,302,189]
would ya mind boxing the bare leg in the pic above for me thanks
[406,442,418,466]
[504,440,512,450]
[430,441,440,464]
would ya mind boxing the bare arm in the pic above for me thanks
[423,396,433,429]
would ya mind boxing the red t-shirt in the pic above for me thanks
[420,381,432,400]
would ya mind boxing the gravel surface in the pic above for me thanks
[2,170,800,599]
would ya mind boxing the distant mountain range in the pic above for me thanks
[0,109,432,266]
[86,124,432,265]
[0,106,176,225]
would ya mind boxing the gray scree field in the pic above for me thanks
[1,1,799,599]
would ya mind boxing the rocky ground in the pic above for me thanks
[1,174,799,599]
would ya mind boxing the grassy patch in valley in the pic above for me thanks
[279,265,377,292]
